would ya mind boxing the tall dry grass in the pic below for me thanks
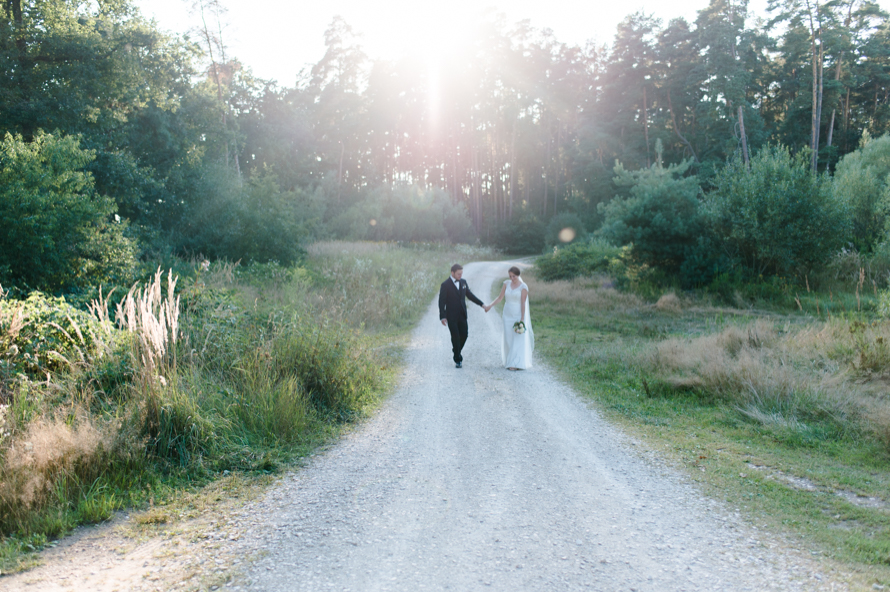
[115,268,180,377]
[0,272,186,532]
[0,410,134,534]
[641,318,889,443]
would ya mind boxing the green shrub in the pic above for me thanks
[174,166,314,265]
[0,132,139,294]
[704,145,850,278]
[598,150,702,274]
[832,132,890,252]
[878,290,890,318]
[228,349,312,444]
[535,240,623,281]
[0,292,113,379]
[544,212,587,248]
[270,321,378,418]
[492,212,546,254]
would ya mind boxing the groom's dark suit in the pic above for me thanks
[439,276,484,365]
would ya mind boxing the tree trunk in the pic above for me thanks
[738,105,750,169]
[337,141,345,204]
[543,116,550,218]
[668,92,699,163]
[642,86,651,167]
[810,33,818,171]
[233,138,241,181]
[828,1,856,149]
[473,144,481,232]
[806,0,824,172]
[490,133,499,224]
[815,36,824,169]
[827,109,836,148]
[451,132,458,203]
[554,121,561,216]
[509,123,516,220]
[524,169,530,206]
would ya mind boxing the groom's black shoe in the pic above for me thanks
[455,361,462,368]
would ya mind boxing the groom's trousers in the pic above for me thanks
[447,318,469,363]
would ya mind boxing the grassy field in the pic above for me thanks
[0,241,494,574]
[525,271,890,589]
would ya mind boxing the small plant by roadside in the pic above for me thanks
[534,240,623,282]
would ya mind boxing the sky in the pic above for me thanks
[133,0,886,86]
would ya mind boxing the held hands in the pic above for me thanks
[483,304,492,313]
[441,319,447,326]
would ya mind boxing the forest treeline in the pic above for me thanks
[2,0,890,297]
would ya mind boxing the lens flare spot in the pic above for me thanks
[558,227,576,243]
[369,219,377,226]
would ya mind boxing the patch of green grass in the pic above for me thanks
[528,270,890,588]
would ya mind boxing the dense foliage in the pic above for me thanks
[598,150,702,275]
[2,0,890,295]
[832,132,890,252]
[0,133,138,294]
[704,145,850,278]
[535,240,623,282]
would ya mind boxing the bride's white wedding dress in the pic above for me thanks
[501,280,534,369]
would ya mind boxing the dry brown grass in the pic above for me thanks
[524,274,644,312]
[640,318,890,442]
[644,319,792,397]
[869,402,890,449]
[655,292,683,314]
[0,413,119,521]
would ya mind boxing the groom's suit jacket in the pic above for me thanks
[438,277,484,322]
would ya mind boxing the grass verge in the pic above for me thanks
[526,271,890,590]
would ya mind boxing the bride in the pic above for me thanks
[485,266,534,370]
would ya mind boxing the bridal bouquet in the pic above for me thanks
[513,321,526,334]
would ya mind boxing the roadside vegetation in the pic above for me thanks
[0,241,493,574]
[529,261,890,588]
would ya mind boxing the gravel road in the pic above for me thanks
[231,260,836,592]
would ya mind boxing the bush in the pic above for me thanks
[704,145,850,278]
[535,239,623,282]
[832,132,890,252]
[491,212,546,254]
[0,132,139,294]
[597,150,702,274]
[328,185,475,244]
[174,166,315,264]
[545,212,587,248]
[0,292,113,380]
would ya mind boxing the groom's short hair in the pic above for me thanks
[450,264,463,273]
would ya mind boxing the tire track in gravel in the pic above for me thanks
[231,260,842,592]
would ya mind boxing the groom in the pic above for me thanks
[439,264,486,368]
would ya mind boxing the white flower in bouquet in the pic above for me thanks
[513,321,526,334]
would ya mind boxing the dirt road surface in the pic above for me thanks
[2,260,846,592]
